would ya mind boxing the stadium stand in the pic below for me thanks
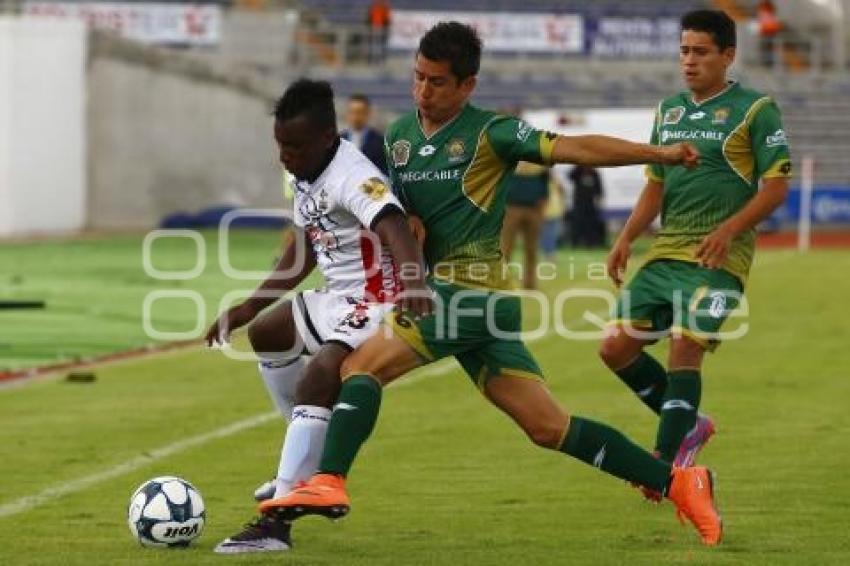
[301,0,699,25]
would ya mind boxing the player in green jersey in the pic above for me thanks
[262,21,722,545]
[598,10,791,500]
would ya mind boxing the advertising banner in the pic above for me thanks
[389,10,583,53]
[587,16,681,58]
[24,2,221,46]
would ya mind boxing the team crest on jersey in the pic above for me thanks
[446,138,466,163]
[712,107,730,125]
[391,140,411,167]
[663,106,685,125]
[360,177,389,201]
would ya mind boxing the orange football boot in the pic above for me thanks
[667,466,723,545]
[258,473,350,522]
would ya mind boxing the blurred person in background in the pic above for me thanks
[757,0,781,66]
[501,161,550,289]
[568,164,606,248]
[367,0,391,64]
[540,169,566,263]
[341,93,388,175]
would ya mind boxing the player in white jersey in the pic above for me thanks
[205,79,430,554]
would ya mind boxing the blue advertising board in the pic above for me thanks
[771,187,850,224]
[585,16,681,58]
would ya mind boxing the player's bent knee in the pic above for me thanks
[669,337,705,370]
[339,334,417,386]
[598,336,627,369]
[339,352,380,382]
[525,422,565,450]
[247,317,278,352]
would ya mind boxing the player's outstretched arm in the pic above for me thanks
[607,180,664,287]
[205,229,316,346]
[372,209,433,318]
[551,135,699,168]
[696,177,789,269]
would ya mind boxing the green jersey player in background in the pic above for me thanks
[263,22,723,545]
[598,10,791,501]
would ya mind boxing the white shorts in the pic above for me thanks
[292,289,393,354]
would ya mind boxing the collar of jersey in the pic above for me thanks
[689,80,738,107]
[415,103,470,141]
[296,136,342,185]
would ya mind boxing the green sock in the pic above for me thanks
[561,416,672,495]
[318,374,382,476]
[655,370,701,462]
[614,352,668,414]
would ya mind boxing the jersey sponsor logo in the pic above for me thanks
[391,139,411,167]
[779,160,792,176]
[708,291,727,319]
[306,225,340,255]
[766,129,788,148]
[688,111,706,120]
[446,138,467,163]
[360,177,389,201]
[661,130,725,143]
[663,106,685,125]
[399,168,461,183]
[516,120,534,142]
[418,144,436,157]
[712,107,730,125]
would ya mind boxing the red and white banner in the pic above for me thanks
[23,2,221,46]
[389,10,583,53]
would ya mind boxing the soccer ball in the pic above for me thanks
[127,476,205,547]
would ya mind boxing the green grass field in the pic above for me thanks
[1,231,849,565]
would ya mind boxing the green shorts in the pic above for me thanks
[388,279,543,390]
[611,260,743,351]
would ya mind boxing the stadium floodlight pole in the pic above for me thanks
[798,155,815,253]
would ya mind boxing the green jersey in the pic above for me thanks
[385,104,556,290]
[644,81,792,284]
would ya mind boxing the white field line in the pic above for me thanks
[0,308,596,520]
[0,411,277,519]
[1,252,799,518]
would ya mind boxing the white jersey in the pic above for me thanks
[292,139,402,302]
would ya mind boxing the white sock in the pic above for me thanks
[274,405,331,497]
[258,357,306,423]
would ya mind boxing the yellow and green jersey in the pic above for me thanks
[644,81,792,284]
[385,104,556,290]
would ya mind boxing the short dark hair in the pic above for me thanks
[349,93,371,107]
[681,10,737,51]
[273,78,336,130]
[418,21,482,81]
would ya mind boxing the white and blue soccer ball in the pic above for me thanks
[127,476,205,548]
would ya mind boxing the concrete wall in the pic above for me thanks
[87,32,286,230]
[0,17,86,237]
